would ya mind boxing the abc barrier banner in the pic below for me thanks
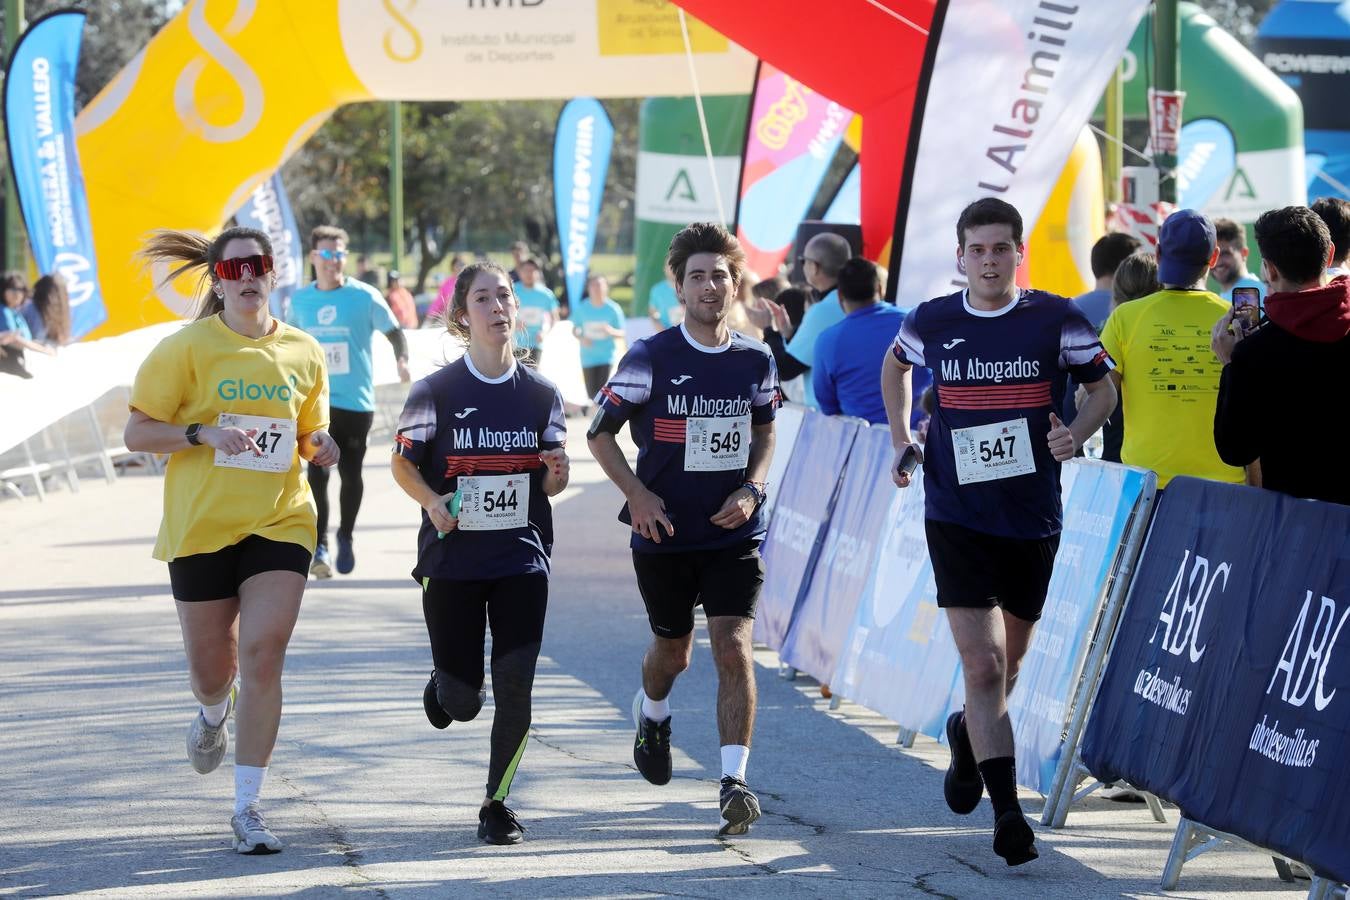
[233,173,304,319]
[760,403,805,525]
[3,10,105,339]
[554,98,614,307]
[1081,478,1350,881]
[1007,462,1152,794]
[831,469,963,739]
[779,424,894,684]
[735,62,852,279]
[755,411,859,651]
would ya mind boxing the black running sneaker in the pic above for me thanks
[944,710,983,814]
[631,690,672,785]
[718,776,761,836]
[478,800,525,845]
[423,673,450,730]
[993,809,1038,866]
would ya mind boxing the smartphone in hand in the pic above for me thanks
[1232,286,1262,334]
[896,443,921,479]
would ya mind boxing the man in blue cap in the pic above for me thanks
[1099,209,1246,490]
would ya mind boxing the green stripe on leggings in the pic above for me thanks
[492,733,530,802]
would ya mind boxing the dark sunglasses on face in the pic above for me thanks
[315,248,348,261]
[213,254,274,281]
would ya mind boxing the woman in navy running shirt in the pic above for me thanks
[391,261,569,845]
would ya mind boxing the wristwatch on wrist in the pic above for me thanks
[185,423,203,446]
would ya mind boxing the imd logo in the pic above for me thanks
[318,305,338,326]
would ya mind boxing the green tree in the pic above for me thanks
[1196,0,1279,47]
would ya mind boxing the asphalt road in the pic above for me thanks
[0,419,1305,898]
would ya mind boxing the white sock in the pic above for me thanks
[641,689,670,722]
[234,765,268,816]
[721,744,749,781]
[201,696,230,728]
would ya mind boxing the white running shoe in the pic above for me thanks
[186,687,235,775]
[231,804,282,855]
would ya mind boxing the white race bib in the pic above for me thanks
[213,413,297,474]
[583,320,610,341]
[685,415,751,472]
[320,341,350,375]
[951,418,1036,485]
[457,474,530,531]
[519,306,547,328]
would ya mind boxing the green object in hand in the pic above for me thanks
[437,489,462,539]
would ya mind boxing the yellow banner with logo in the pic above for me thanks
[74,0,754,339]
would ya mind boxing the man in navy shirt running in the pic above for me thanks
[588,222,778,838]
[881,198,1116,866]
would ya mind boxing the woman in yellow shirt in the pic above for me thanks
[125,226,338,855]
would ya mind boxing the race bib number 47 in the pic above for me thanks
[457,474,530,531]
[685,415,751,472]
[951,418,1036,485]
[213,413,297,474]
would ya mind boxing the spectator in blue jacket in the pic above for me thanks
[813,258,930,427]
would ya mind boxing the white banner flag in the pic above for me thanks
[893,0,1150,304]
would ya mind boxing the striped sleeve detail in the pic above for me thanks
[892,309,925,367]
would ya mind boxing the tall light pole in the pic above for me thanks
[1154,0,1180,205]
[389,100,403,273]
[4,0,25,272]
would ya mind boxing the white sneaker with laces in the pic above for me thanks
[231,804,282,855]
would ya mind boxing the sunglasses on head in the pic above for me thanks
[315,248,348,261]
[213,254,274,281]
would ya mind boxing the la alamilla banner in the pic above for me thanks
[734,62,852,279]
[234,173,304,319]
[1081,478,1350,881]
[890,0,1149,304]
[554,97,613,307]
[3,9,105,339]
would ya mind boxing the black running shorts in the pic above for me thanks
[168,535,312,602]
[631,539,764,639]
[924,519,1060,623]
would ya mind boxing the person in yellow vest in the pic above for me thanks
[1099,210,1246,491]
[125,226,339,856]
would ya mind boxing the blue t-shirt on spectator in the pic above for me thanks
[1,305,32,341]
[786,289,844,409]
[1071,288,1113,331]
[813,303,903,425]
[571,298,626,368]
[648,279,682,328]
[513,282,559,349]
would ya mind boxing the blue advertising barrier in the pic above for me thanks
[1007,461,1152,794]
[830,465,962,740]
[754,411,859,650]
[234,173,305,319]
[830,459,1154,783]
[1081,477,1350,883]
[3,11,105,339]
[760,403,805,524]
[778,423,894,684]
[553,98,613,306]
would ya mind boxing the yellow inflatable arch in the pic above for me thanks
[75,0,755,339]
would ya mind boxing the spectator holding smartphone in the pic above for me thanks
[1213,206,1350,506]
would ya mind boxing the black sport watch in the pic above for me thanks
[185,423,203,446]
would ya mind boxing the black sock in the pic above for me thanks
[977,756,1022,821]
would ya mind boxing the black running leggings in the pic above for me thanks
[308,407,374,545]
[423,573,549,800]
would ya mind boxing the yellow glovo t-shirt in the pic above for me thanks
[1099,288,1244,488]
[130,314,329,562]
